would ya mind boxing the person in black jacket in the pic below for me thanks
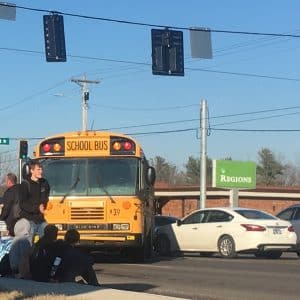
[29,224,59,282]
[0,173,20,236]
[18,160,50,244]
[56,229,100,286]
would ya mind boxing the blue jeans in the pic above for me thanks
[14,218,47,245]
[29,221,47,243]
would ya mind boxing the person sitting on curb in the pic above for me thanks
[56,229,100,286]
[29,224,59,282]
[9,219,31,277]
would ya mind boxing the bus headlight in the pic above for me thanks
[55,224,63,231]
[112,223,130,230]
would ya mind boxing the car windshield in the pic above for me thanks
[234,209,276,220]
[42,157,138,196]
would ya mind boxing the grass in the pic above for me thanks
[0,290,69,300]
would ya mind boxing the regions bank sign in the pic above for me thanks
[212,160,256,189]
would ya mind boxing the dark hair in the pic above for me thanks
[29,159,42,170]
[6,173,17,185]
[64,229,80,245]
[43,224,58,241]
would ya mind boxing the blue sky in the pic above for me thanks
[1,0,300,169]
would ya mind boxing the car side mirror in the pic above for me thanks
[177,219,182,226]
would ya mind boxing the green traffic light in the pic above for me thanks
[0,138,10,145]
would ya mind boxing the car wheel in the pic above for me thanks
[158,235,171,257]
[218,235,237,258]
[264,251,282,259]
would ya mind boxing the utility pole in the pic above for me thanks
[199,99,207,209]
[71,76,100,131]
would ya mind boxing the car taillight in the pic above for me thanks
[241,224,266,231]
[288,226,295,232]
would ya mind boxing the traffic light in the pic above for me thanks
[84,91,89,101]
[19,140,28,159]
[0,138,9,145]
[151,28,184,76]
[43,14,66,62]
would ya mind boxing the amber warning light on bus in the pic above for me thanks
[40,138,65,156]
[110,136,136,155]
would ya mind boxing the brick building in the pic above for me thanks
[155,184,300,218]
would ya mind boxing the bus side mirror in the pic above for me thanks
[145,166,156,186]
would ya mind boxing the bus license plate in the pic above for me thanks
[273,228,282,234]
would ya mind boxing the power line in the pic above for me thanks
[2,47,300,83]
[212,110,300,127]
[95,105,300,131]
[186,67,300,82]
[210,105,300,119]
[4,125,300,142]
[91,103,198,112]
[211,128,300,132]
[0,76,68,112]
[2,3,300,38]
[127,128,197,136]
[99,119,199,131]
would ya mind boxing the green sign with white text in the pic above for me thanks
[212,160,256,189]
[0,138,9,145]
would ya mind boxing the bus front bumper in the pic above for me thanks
[57,232,143,248]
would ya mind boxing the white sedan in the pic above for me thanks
[156,207,297,258]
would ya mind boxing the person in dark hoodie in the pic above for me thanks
[18,160,50,244]
[56,229,100,286]
[29,224,59,282]
[0,173,20,236]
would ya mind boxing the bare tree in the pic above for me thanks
[150,156,182,185]
[185,156,212,185]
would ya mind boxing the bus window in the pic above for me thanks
[43,159,86,196]
[87,158,138,196]
[43,158,138,197]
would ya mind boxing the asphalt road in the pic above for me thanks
[94,252,300,300]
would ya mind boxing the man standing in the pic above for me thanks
[19,160,50,244]
[0,173,20,236]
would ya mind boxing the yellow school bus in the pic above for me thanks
[31,130,156,260]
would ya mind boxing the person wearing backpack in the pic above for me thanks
[0,173,21,236]
[18,160,50,244]
[29,224,59,282]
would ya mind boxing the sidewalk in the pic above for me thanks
[0,277,186,299]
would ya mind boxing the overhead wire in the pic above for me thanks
[2,3,300,38]
[211,110,300,127]
[0,77,69,112]
[91,103,198,112]
[2,4,300,134]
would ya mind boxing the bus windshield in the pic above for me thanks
[42,157,139,197]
